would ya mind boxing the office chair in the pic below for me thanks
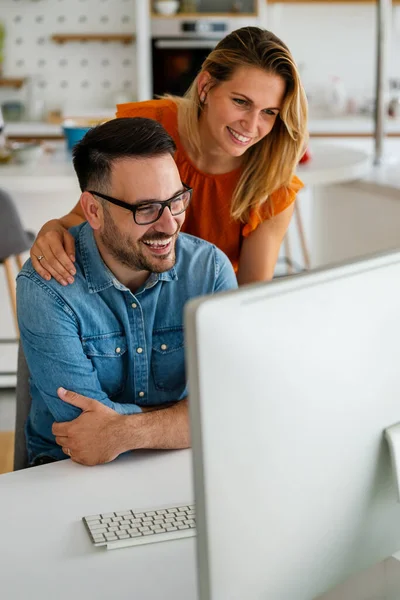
[13,344,31,471]
[0,188,35,337]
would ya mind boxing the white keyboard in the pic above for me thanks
[83,503,196,550]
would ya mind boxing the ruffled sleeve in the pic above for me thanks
[115,100,159,119]
[242,174,304,238]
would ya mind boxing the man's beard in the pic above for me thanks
[99,207,180,273]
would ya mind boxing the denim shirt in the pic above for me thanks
[17,223,237,463]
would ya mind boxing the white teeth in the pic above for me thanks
[143,239,171,247]
[228,127,251,144]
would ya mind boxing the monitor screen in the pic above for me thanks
[185,251,400,600]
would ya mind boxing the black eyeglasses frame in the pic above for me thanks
[88,183,193,226]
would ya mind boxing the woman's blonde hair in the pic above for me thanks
[173,27,308,222]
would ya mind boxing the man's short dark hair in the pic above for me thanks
[72,117,177,193]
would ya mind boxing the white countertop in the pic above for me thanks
[5,115,400,138]
[0,145,80,193]
[0,141,374,193]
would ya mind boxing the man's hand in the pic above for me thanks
[52,387,126,466]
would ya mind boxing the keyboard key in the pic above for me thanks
[165,517,175,523]
[116,531,129,538]
[89,526,107,534]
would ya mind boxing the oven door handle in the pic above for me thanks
[154,40,218,49]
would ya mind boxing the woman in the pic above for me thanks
[30,27,308,286]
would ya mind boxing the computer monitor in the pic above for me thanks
[185,250,400,600]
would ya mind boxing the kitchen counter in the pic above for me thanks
[0,141,372,193]
[309,115,400,136]
[5,115,400,139]
[0,145,79,193]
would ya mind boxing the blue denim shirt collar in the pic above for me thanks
[78,223,178,295]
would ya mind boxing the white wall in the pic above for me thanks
[1,2,399,113]
[0,0,137,114]
[266,2,400,111]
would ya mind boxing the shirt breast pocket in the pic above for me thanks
[82,333,127,398]
[151,327,186,393]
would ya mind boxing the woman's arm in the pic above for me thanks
[236,203,295,285]
[30,201,86,285]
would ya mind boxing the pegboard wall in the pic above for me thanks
[0,0,137,114]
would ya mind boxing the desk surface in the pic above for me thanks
[0,450,198,600]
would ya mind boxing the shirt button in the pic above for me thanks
[131,302,137,309]
[136,347,143,354]
[161,344,167,351]
[138,391,145,398]
[115,347,121,354]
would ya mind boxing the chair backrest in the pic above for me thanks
[0,188,34,261]
[13,344,32,470]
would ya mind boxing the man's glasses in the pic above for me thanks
[88,183,193,226]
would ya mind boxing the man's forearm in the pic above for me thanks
[119,399,190,452]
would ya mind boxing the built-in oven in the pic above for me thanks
[151,16,260,97]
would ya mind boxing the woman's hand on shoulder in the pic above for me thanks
[30,219,77,286]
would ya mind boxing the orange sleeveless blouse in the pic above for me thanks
[116,98,303,271]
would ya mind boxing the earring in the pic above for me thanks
[200,94,206,104]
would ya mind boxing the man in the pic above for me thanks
[17,117,237,467]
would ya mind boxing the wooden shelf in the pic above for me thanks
[0,78,25,89]
[51,34,135,45]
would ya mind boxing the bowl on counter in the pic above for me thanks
[62,120,91,151]
[62,116,110,151]
[153,1,180,16]
[10,141,43,164]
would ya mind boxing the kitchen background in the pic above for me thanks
[0,0,399,119]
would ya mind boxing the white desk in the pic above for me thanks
[0,450,198,600]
